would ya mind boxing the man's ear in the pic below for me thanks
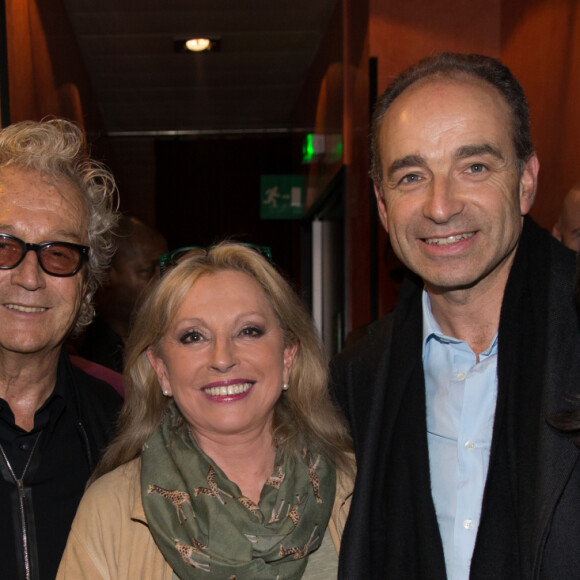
[374,183,389,233]
[519,153,539,215]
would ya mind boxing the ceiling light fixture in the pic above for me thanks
[186,38,210,52]
[174,37,221,53]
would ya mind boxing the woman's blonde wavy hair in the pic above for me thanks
[0,118,119,331]
[93,242,352,481]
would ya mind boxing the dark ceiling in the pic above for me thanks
[62,0,338,136]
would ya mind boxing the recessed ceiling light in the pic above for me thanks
[185,38,211,52]
[174,37,221,53]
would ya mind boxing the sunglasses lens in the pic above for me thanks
[39,244,84,276]
[0,236,23,268]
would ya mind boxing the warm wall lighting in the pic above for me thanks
[174,37,220,53]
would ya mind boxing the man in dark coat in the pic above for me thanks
[332,53,580,579]
[0,119,122,580]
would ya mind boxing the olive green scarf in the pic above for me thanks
[141,403,336,579]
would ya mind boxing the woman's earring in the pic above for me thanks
[282,383,289,391]
[162,389,170,397]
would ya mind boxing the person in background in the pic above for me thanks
[68,352,125,397]
[58,243,353,579]
[552,181,580,251]
[332,52,580,579]
[79,215,168,372]
[0,119,123,579]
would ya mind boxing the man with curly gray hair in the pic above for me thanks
[0,118,122,580]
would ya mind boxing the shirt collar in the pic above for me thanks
[422,290,458,348]
[421,290,499,356]
[29,351,69,433]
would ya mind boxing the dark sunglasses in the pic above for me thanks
[159,243,272,276]
[0,233,89,277]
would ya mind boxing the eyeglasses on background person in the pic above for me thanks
[159,243,272,276]
[0,233,89,277]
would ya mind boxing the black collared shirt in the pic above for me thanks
[0,377,66,479]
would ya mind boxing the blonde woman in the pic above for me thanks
[58,243,353,579]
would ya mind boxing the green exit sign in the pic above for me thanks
[301,133,343,164]
[260,175,305,220]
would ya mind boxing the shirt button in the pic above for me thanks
[19,441,30,452]
[465,440,476,450]
[456,372,467,381]
[463,519,474,530]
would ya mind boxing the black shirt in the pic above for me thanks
[0,351,122,580]
[0,376,66,479]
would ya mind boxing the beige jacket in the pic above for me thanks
[57,457,353,579]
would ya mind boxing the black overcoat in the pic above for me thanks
[332,218,580,579]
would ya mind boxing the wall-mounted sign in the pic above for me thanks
[260,175,305,219]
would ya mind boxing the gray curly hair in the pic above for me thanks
[0,118,119,331]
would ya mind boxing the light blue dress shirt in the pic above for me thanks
[422,291,498,580]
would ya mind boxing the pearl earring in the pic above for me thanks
[282,383,289,391]
[162,389,170,397]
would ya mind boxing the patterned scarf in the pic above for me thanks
[141,403,336,579]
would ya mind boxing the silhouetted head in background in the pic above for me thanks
[553,182,580,252]
[79,216,167,371]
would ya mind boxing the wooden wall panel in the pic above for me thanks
[5,0,102,135]
[501,0,580,229]
[5,0,46,122]
[342,0,371,332]
[369,0,501,81]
